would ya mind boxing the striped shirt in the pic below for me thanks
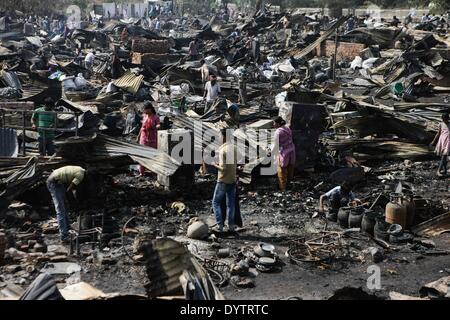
[32,107,55,139]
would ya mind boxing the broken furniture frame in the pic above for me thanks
[69,227,102,257]
[0,108,81,156]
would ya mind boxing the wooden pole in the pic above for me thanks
[333,30,338,81]
[22,110,26,156]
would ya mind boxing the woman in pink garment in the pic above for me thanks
[271,116,296,191]
[136,102,160,176]
[431,113,449,177]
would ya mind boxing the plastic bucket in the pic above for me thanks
[392,82,404,95]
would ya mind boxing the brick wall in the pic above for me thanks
[0,102,35,110]
[317,40,366,61]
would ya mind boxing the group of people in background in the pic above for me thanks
[344,11,450,32]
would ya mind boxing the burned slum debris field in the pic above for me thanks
[0,5,449,300]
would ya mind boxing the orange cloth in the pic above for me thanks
[277,163,294,191]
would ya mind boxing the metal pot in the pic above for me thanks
[387,224,403,236]
[374,218,390,241]
[361,210,378,236]
[337,207,351,228]
[402,190,416,229]
[254,243,275,258]
[348,206,364,228]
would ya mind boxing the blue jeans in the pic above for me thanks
[212,182,236,231]
[46,178,69,239]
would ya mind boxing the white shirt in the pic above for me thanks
[85,52,95,63]
[325,186,355,201]
[205,81,221,102]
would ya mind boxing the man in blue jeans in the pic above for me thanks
[46,166,86,243]
[212,129,238,233]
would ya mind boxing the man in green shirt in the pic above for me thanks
[46,166,86,242]
[31,97,56,156]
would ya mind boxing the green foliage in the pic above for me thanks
[431,0,450,11]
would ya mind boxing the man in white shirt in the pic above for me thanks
[203,74,221,112]
[84,50,96,71]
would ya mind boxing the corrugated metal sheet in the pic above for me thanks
[20,86,46,100]
[93,61,108,74]
[1,70,22,90]
[93,134,180,176]
[171,114,271,184]
[113,72,144,94]
[26,36,43,48]
[0,128,18,157]
[136,238,224,300]
[0,157,41,210]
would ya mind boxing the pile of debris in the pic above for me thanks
[0,5,449,300]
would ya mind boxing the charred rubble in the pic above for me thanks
[0,6,449,300]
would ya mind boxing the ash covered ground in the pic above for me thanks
[2,159,443,300]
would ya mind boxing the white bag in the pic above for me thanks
[74,73,87,88]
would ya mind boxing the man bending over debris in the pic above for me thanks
[212,129,238,234]
[31,97,56,156]
[46,166,86,243]
[319,182,361,215]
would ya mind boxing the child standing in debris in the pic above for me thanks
[431,113,450,177]
[137,102,160,176]
[271,117,296,191]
